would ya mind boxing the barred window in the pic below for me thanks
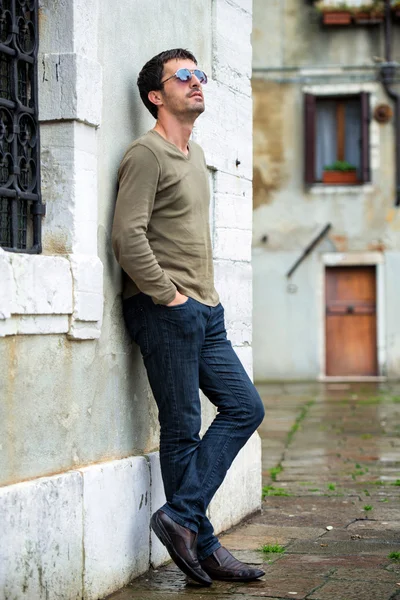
[0,0,44,253]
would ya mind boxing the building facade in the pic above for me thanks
[0,1,259,599]
[252,0,400,382]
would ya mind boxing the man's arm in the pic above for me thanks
[112,144,177,304]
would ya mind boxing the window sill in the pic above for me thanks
[0,251,103,340]
[309,183,374,195]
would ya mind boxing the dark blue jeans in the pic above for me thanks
[123,293,265,560]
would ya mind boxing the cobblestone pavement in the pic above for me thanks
[107,383,400,600]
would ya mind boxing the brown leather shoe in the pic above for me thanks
[150,510,212,586]
[200,546,265,581]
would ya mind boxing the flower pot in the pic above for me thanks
[322,11,352,25]
[353,12,371,24]
[323,170,358,185]
[369,10,384,23]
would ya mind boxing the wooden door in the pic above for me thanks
[325,266,377,376]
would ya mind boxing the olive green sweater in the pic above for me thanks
[112,130,219,306]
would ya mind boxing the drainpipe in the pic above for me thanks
[380,0,400,206]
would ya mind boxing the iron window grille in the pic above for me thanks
[0,0,44,253]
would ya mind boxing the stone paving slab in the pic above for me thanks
[220,525,326,550]
[231,577,324,599]
[308,580,397,600]
[321,526,400,541]
[287,538,400,556]
[106,384,400,600]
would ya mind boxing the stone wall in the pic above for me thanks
[0,1,259,599]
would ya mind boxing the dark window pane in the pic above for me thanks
[17,197,27,249]
[0,196,11,246]
[18,60,33,107]
[0,54,12,101]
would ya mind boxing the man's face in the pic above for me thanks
[158,59,205,119]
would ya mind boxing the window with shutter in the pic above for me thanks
[304,92,371,186]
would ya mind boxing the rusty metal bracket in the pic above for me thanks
[286,223,332,279]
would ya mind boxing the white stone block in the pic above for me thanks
[214,228,252,262]
[74,291,103,322]
[0,315,70,337]
[214,170,252,197]
[214,192,252,231]
[0,472,83,600]
[41,122,98,256]
[213,172,252,234]
[81,457,151,600]
[69,255,104,321]
[17,315,69,334]
[67,320,101,340]
[208,432,262,535]
[0,250,14,319]
[9,254,73,315]
[40,122,75,253]
[73,123,98,254]
[214,259,252,347]
[38,0,74,55]
[213,0,252,96]
[39,53,102,127]
[0,316,17,337]
[73,0,99,60]
[230,0,253,13]
[67,254,103,339]
[233,345,254,380]
[146,452,170,568]
[69,254,103,295]
[195,80,253,179]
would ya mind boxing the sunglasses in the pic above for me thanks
[161,68,208,85]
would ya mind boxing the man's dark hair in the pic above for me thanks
[137,48,197,119]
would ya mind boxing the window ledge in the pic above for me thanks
[309,183,374,195]
[0,250,103,340]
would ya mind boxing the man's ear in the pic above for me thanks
[148,90,163,108]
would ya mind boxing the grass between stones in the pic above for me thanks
[260,543,285,555]
[388,551,400,561]
[262,485,292,498]
[269,465,283,481]
[262,399,316,496]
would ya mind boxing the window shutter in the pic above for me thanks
[304,94,316,184]
[360,92,371,183]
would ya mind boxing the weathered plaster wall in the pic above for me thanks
[253,0,400,70]
[253,81,399,252]
[252,1,400,381]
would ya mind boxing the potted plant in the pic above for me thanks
[369,0,385,22]
[322,160,358,184]
[392,0,400,19]
[315,1,353,25]
[352,2,384,24]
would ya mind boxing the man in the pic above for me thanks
[112,48,265,587]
